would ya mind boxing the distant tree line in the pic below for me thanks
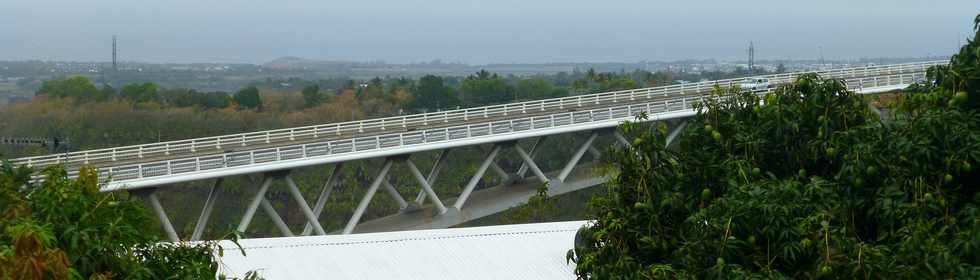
[35,64,777,117]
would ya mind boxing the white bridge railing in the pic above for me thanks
[82,71,932,189]
[11,61,941,189]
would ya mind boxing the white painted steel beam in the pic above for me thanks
[343,159,393,234]
[147,190,179,242]
[515,145,548,184]
[285,175,327,235]
[382,179,409,211]
[414,149,449,204]
[302,163,343,235]
[588,145,602,159]
[405,159,447,214]
[479,145,512,182]
[454,145,501,209]
[516,137,546,179]
[666,121,688,146]
[260,198,294,237]
[191,178,223,241]
[613,131,630,147]
[557,133,598,183]
[238,176,273,234]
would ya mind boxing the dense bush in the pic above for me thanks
[0,164,220,279]
[571,15,980,279]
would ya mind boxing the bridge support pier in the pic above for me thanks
[191,178,223,241]
[146,189,179,242]
[302,163,344,235]
[142,125,691,240]
[414,149,450,204]
[454,145,502,209]
[238,176,274,235]
[515,136,546,184]
[343,159,394,234]
[552,132,599,189]
[405,158,448,214]
[666,120,688,147]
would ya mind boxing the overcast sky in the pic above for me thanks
[1,0,976,64]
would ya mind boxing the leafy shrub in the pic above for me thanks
[0,164,220,279]
[572,16,980,277]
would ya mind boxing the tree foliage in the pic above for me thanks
[0,163,221,279]
[572,18,980,277]
[459,70,515,106]
[301,84,325,108]
[233,86,262,110]
[408,75,458,111]
[573,70,980,278]
[36,76,99,101]
[516,78,568,101]
[120,83,160,104]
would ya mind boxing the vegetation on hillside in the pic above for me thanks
[570,15,980,279]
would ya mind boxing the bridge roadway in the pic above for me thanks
[344,82,918,233]
[11,61,942,191]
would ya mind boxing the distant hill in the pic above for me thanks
[262,56,356,70]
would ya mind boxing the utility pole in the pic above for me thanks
[818,46,825,69]
[747,41,755,75]
[112,35,117,72]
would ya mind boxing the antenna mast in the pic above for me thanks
[112,35,117,72]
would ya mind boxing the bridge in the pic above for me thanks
[10,61,943,241]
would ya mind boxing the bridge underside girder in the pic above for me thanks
[119,73,921,242]
[138,122,695,242]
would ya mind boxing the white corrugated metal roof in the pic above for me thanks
[215,221,588,280]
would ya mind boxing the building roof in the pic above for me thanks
[215,221,588,279]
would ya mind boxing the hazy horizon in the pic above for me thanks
[2,1,976,64]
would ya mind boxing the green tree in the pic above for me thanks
[498,184,558,224]
[408,75,458,111]
[458,70,514,106]
[301,84,325,108]
[515,78,566,101]
[120,82,159,103]
[0,164,221,279]
[160,89,232,109]
[572,68,980,278]
[97,84,117,102]
[233,86,262,110]
[36,76,99,101]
